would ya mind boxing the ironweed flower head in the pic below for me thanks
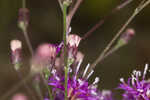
[46,49,114,100]
[118,64,150,100]
[48,70,101,100]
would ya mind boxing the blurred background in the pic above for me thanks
[0,0,150,100]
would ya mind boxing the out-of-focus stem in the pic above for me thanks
[101,45,120,62]
[0,73,33,100]
[67,0,83,30]
[41,73,53,100]
[16,70,36,100]
[63,3,68,100]
[83,0,133,40]
[33,79,43,100]
[23,29,34,57]
[57,0,63,11]
[23,0,26,8]
[21,0,34,57]
[84,0,150,78]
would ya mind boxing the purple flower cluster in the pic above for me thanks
[119,64,150,100]
[39,34,113,100]
[48,70,101,100]
[47,68,113,100]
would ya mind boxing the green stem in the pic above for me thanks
[63,3,68,100]
[23,29,34,57]
[23,0,26,8]
[41,73,53,100]
[33,82,43,100]
[84,0,150,78]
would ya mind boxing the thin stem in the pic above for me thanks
[57,0,63,11]
[100,46,120,62]
[83,0,133,40]
[67,0,83,30]
[92,11,136,67]
[63,3,68,100]
[136,0,150,12]
[41,74,53,100]
[22,0,26,8]
[16,70,36,100]
[33,79,43,100]
[0,73,33,100]
[84,0,150,78]
[23,29,34,57]
[22,0,34,56]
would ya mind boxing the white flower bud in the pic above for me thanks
[10,40,22,52]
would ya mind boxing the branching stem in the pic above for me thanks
[85,0,150,78]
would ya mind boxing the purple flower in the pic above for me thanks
[118,64,150,100]
[47,60,113,100]
[42,39,113,100]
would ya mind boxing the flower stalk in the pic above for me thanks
[23,0,26,8]
[63,1,69,100]
[84,0,150,79]
[18,0,33,56]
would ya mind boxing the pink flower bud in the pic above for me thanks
[10,40,22,52]
[36,43,57,60]
[18,8,29,30]
[67,34,81,48]
[67,34,82,59]
[31,43,57,73]
[10,40,22,66]
[120,28,135,44]
[11,93,28,100]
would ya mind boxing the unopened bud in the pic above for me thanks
[10,40,22,52]
[67,34,81,48]
[18,8,29,31]
[117,28,135,48]
[31,43,57,73]
[11,93,28,100]
[10,40,22,70]
[67,34,81,59]
[121,28,135,42]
